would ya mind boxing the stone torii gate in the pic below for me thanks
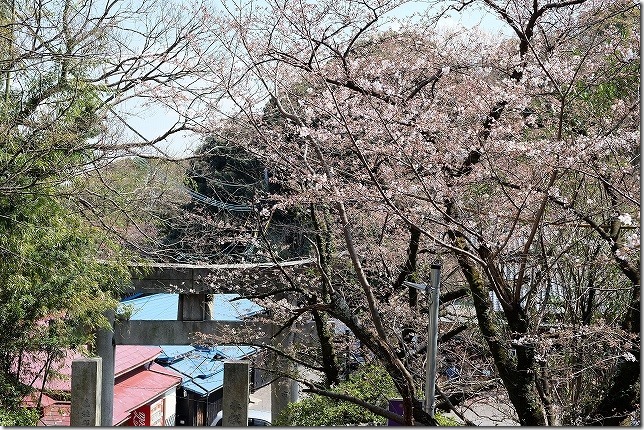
[92,259,313,426]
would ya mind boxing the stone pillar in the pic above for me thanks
[271,376,298,422]
[270,324,299,421]
[222,360,250,426]
[96,310,115,426]
[71,358,102,427]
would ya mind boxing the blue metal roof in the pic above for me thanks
[156,345,258,396]
[215,345,257,359]
[182,369,224,396]
[157,345,196,364]
[214,294,265,320]
[119,294,264,396]
[119,293,264,321]
[168,352,225,395]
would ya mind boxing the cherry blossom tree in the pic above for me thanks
[185,0,639,425]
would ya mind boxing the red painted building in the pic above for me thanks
[19,345,182,426]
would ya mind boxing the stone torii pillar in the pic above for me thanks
[223,360,250,426]
[178,292,213,321]
[270,323,299,419]
[70,358,102,427]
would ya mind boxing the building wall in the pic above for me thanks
[175,390,194,426]
[129,389,178,427]
[206,390,223,425]
[175,389,223,426]
[163,389,177,426]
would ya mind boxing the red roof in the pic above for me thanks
[149,361,183,377]
[17,349,85,392]
[113,369,182,425]
[20,345,176,426]
[18,345,162,392]
[33,369,180,426]
[38,403,70,427]
[22,392,56,408]
[114,345,162,377]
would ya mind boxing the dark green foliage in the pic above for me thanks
[162,136,311,263]
[0,193,130,416]
[190,140,272,204]
[275,364,399,426]
[275,364,459,426]
[0,10,130,417]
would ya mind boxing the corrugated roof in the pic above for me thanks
[115,345,161,377]
[38,402,70,426]
[120,293,264,321]
[113,368,182,425]
[156,345,257,396]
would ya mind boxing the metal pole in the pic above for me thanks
[425,263,441,418]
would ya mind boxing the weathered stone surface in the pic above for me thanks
[113,320,255,345]
[71,358,102,427]
[128,259,315,294]
[223,361,250,427]
[96,311,115,426]
[270,324,299,419]
[178,293,212,321]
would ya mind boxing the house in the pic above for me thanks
[20,345,182,426]
[120,293,268,426]
[156,344,259,426]
[112,346,183,426]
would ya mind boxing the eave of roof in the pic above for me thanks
[155,344,258,396]
[114,345,162,377]
[113,368,182,425]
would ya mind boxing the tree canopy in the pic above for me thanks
[1,0,639,426]
[183,0,639,425]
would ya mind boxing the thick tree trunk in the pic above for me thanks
[450,231,546,426]
[311,310,340,386]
